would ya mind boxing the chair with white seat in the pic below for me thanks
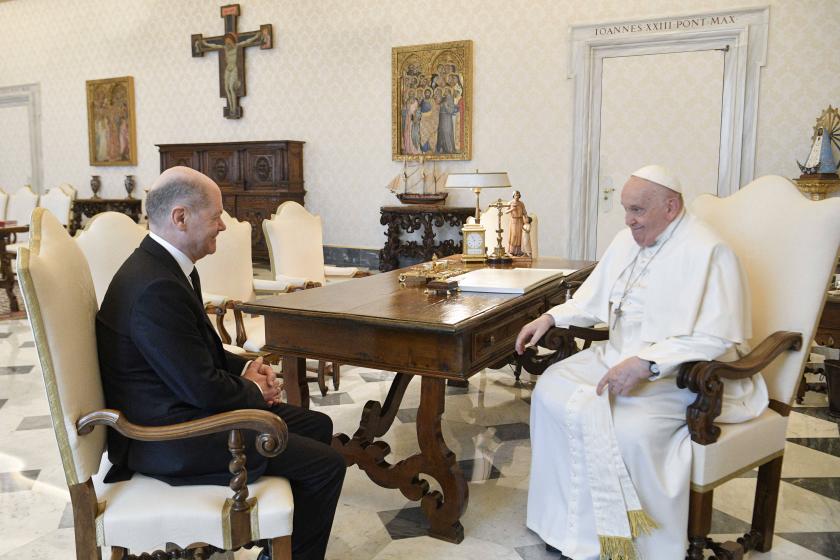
[18,208,294,560]
[0,187,8,220]
[262,201,368,287]
[478,206,539,258]
[74,212,147,307]
[5,185,39,251]
[198,211,340,395]
[40,185,76,227]
[522,176,840,558]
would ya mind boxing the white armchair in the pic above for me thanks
[680,176,840,557]
[5,184,38,248]
[198,211,340,395]
[40,185,76,227]
[18,208,294,560]
[262,201,367,287]
[74,212,147,307]
[0,187,8,220]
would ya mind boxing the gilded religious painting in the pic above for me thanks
[86,76,137,166]
[392,40,472,161]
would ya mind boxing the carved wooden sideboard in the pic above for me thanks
[157,140,305,262]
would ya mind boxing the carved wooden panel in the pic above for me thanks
[158,141,305,262]
[203,149,241,189]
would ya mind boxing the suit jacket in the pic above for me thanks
[96,235,268,485]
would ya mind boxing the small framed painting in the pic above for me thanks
[392,40,472,161]
[86,76,137,166]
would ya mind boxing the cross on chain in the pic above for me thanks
[191,4,273,119]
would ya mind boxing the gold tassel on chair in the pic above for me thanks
[598,535,638,560]
[628,509,658,538]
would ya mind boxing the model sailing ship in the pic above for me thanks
[387,156,449,204]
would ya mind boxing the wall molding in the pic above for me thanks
[0,83,43,194]
[566,6,769,259]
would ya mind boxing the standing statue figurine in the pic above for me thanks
[505,190,528,256]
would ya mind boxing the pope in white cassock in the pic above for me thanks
[516,165,768,560]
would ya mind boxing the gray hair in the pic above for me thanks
[145,173,210,227]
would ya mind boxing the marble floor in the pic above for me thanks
[1,316,839,559]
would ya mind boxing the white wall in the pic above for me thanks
[0,104,31,190]
[0,0,837,255]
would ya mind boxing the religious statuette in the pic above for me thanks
[191,4,273,119]
[124,175,136,198]
[794,105,840,200]
[90,175,101,199]
[386,156,449,204]
[504,190,530,258]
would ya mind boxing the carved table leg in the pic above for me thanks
[333,373,468,543]
[282,355,309,409]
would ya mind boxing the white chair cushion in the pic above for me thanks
[690,408,788,489]
[93,456,293,550]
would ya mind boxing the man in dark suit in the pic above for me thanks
[97,166,345,560]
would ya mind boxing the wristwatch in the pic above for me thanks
[648,361,660,376]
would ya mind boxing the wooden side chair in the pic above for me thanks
[0,186,8,220]
[519,176,840,558]
[198,211,340,396]
[262,201,368,287]
[40,184,76,227]
[74,212,147,307]
[18,208,294,559]
[5,184,39,251]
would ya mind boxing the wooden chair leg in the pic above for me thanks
[687,488,713,560]
[317,360,328,396]
[332,362,340,391]
[750,454,784,552]
[269,535,292,560]
[110,547,126,560]
[69,479,103,560]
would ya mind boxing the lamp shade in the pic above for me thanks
[445,171,512,189]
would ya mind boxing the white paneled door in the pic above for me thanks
[595,50,724,257]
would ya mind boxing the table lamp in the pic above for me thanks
[445,171,511,263]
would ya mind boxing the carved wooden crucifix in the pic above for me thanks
[191,4,273,119]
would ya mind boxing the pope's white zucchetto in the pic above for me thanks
[630,164,682,194]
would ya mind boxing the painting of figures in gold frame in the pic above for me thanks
[86,76,137,166]
[392,40,472,161]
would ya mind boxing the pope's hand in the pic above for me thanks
[596,356,650,396]
[515,314,555,355]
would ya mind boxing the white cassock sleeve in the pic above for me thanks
[545,299,602,329]
[636,333,734,379]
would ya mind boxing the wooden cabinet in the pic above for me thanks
[157,140,305,262]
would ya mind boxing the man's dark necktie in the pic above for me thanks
[189,267,203,304]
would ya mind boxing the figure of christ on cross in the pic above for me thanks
[192,4,273,119]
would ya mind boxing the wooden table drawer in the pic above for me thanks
[472,302,544,362]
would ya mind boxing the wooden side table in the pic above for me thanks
[69,198,143,235]
[378,205,474,272]
[0,224,28,313]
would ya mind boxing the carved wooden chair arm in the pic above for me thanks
[676,330,802,445]
[351,270,371,278]
[76,408,289,458]
[204,301,235,345]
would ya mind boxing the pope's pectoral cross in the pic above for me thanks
[191,4,273,119]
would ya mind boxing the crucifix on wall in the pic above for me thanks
[191,4,273,119]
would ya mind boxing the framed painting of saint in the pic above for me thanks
[392,40,472,161]
[86,76,137,166]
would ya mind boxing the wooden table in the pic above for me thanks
[0,224,28,313]
[69,198,142,235]
[241,256,591,543]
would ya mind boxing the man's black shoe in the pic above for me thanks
[256,548,271,560]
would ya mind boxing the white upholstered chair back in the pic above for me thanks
[691,175,840,405]
[479,207,539,258]
[196,211,255,302]
[263,201,328,285]
[17,208,106,487]
[6,185,39,242]
[0,187,8,220]
[40,186,75,226]
[75,212,147,306]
